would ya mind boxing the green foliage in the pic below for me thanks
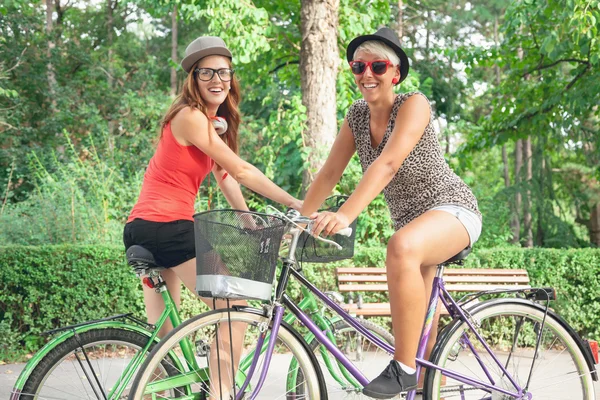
[1,245,599,362]
[0,134,140,245]
[1,0,598,252]
[0,245,145,361]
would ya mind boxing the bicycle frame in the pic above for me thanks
[141,283,363,398]
[136,215,547,400]
[242,259,532,400]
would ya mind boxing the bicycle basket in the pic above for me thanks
[194,210,286,301]
[295,196,357,263]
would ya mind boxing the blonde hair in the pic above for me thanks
[353,41,400,66]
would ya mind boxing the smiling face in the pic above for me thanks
[195,55,232,113]
[352,50,400,103]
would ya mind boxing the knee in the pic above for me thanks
[386,232,419,274]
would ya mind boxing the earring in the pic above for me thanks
[392,77,399,84]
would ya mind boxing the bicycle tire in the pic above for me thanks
[128,308,326,400]
[20,327,182,400]
[290,317,395,399]
[424,300,596,400]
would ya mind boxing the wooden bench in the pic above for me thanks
[336,267,531,316]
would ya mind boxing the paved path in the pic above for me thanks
[2,357,599,399]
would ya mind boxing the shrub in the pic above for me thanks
[1,245,598,362]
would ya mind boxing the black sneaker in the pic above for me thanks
[362,360,418,399]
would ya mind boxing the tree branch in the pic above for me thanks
[269,59,299,74]
[504,64,591,131]
[522,58,590,77]
[1,159,15,215]
[6,48,28,73]
[0,120,17,130]
[565,63,590,91]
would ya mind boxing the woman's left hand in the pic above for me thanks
[310,211,350,237]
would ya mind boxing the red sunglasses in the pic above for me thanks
[349,60,395,76]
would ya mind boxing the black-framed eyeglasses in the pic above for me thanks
[194,68,235,82]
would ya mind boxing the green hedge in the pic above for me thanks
[1,245,599,362]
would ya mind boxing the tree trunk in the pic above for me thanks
[107,0,115,147]
[46,0,57,107]
[522,137,533,247]
[513,139,522,244]
[590,203,600,246]
[502,145,510,187]
[495,17,520,244]
[535,140,545,246]
[425,10,430,60]
[396,0,403,41]
[170,5,178,97]
[300,0,339,193]
[107,0,114,89]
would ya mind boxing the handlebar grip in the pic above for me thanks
[336,227,353,237]
[286,208,301,219]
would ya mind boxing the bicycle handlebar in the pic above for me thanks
[279,208,353,250]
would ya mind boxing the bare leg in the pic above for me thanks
[141,268,182,338]
[170,258,247,400]
[386,210,469,368]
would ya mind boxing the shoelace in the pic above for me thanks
[382,360,414,388]
[383,361,403,379]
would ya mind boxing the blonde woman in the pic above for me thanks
[302,28,482,398]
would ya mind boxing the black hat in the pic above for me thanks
[346,27,410,84]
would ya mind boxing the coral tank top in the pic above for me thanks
[127,122,214,222]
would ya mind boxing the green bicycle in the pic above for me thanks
[11,245,198,400]
[11,225,391,399]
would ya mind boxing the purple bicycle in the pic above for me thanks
[128,208,598,400]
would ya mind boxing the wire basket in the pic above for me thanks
[194,210,286,301]
[295,196,357,263]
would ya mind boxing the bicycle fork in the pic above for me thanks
[234,305,285,400]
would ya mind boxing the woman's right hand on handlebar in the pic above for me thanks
[310,210,350,237]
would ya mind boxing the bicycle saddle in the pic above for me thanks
[126,245,163,273]
[441,247,471,265]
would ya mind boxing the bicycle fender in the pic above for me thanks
[10,320,180,398]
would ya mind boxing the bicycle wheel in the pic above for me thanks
[128,309,325,400]
[424,300,596,400]
[20,327,182,400]
[291,318,395,400]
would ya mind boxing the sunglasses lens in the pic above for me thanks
[371,62,388,75]
[351,62,366,75]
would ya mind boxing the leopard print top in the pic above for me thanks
[347,92,482,231]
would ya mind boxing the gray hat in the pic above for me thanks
[181,36,232,73]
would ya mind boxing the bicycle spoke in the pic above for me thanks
[428,303,594,400]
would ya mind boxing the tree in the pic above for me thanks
[299,0,340,192]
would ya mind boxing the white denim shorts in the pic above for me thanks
[430,204,482,246]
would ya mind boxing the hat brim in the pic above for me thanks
[181,47,233,73]
[346,34,410,84]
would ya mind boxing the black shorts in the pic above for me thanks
[123,219,212,268]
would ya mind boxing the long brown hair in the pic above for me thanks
[161,58,241,154]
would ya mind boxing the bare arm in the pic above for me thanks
[212,164,249,211]
[312,94,431,236]
[301,118,356,216]
[172,107,301,209]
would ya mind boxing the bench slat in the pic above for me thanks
[337,275,530,284]
[335,267,530,317]
[342,303,451,316]
[339,283,530,292]
[336,267,528,276]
